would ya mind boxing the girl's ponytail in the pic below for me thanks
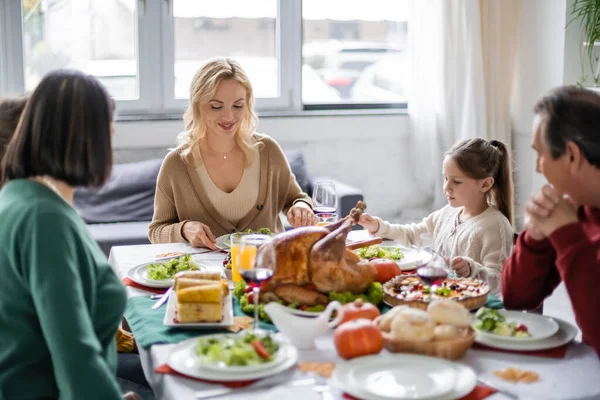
[489,140,514,226]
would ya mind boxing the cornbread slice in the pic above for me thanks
[175,270,221,281]
[175,278,219,291]
[177,284,222,303]
[176,302,222,323]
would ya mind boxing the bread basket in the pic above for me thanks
[382,327,476,360]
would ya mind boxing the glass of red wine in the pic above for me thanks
[312,180,338,216]
[416,232,451,285]
[237,234,276,333]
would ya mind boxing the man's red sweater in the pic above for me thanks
[502,206,600,357]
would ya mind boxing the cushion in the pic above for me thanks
[74,158,163,224]
[284,150,313,196]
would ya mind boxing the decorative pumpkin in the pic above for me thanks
[339,298,381,325]
[371,258,402,283]
[334,318,383,360]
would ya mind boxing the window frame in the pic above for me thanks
[1,0,407,117]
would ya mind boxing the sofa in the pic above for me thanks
[74,151,364,256]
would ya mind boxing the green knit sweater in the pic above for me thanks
[0,180,126,400]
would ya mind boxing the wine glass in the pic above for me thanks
[312,180,338,216]
[237,234,276,333]
[415,232,452,285]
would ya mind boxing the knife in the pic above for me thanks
[195,378,315,399]
[151,286,173,309]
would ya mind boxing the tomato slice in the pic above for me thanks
[251,340,270,359]
[515,324,528,332]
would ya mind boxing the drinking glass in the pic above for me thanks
[316,213,338,227]
[229,233,244,283]
[237,234,276,333]
[312,181,338,215]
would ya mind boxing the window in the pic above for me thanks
[0,0,409,116]
[302,0,410,105]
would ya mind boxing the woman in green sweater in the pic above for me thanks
[0,70,136,400]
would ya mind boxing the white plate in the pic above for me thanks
[127,259,204,289]
[163,292,234,328]
[167,335,299,381]
[333,354,476,400]
[357,246,432,271]
[474,310,559,342]
[198,336,295,373]
[215,234,231,250]
[474,316,577,351]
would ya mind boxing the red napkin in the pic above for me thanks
[155,364,257,388]
[343,385,496,400]
[122,277,167,295]
[472,342,568,359]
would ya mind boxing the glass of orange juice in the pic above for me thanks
[316,213,338,227]
[230,233,244,283]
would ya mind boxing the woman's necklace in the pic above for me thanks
[204,141,236,160]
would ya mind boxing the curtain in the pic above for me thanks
[408,0,519,209]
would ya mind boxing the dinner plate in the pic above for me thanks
[163,292,234,328]
[167,336,299,381]
[333,354,476,400]
[357,246,432,271]
[215,234,231,250]
[474,310,559,342]
[474,316,577,351]
[197,335,296,373]
[127,261,190,289]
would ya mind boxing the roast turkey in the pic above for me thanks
[261,201,377,306]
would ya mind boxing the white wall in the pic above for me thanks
[114,113,422,220]
[510,0,567,229]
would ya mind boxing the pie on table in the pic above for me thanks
[383,275,489,310]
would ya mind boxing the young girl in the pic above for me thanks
[359,138,514,296]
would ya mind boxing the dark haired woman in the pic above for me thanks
[0,70,138,399]
[359,138,515,296]
[503,86,600,358]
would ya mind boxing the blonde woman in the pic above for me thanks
[149,58,314,249]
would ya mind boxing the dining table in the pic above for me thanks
[109,234,600,400]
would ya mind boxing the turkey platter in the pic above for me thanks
[261,201,377,306]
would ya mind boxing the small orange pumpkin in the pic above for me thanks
[334,318,383,360]
[371,258,402,283]
[339,298,381,325]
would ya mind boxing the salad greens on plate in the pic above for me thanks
[475,308,530,338]
[355,245,404,261]
[147,254,198,280]
[196,332,279,366]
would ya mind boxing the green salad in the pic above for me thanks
[196,332,279,366]
[475,308,530,337]
[233,281,383,322]
[146,254,198,280]
[355,245,404,261]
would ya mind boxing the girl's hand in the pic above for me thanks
[450,257,471,277]
[182,221,218,249]
[287,203,315,227]
[358,213,380,233]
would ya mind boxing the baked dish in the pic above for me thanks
[383,274,488,310]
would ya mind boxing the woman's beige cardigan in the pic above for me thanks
[148,133,312,242]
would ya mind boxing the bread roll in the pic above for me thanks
[377,305,409,332]
[433,324,460,340]
[390,308,435,342]
[427,299,472,328]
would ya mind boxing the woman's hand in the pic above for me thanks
[450,257,471,277]
[286,203,315,228]
[358,213,380,233]
[182,221,218,250]
[123,392,141,400]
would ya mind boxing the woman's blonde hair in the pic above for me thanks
[179,57,259,167]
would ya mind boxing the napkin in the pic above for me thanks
[122,277,167,294]
[155,364,257,388]
[342,385,496,400]
[472,342,568,359]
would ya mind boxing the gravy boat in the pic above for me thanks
[264,301,343,349]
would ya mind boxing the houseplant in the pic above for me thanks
[570,0,600,86]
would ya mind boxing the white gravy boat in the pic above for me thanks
[264,301,343,349]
